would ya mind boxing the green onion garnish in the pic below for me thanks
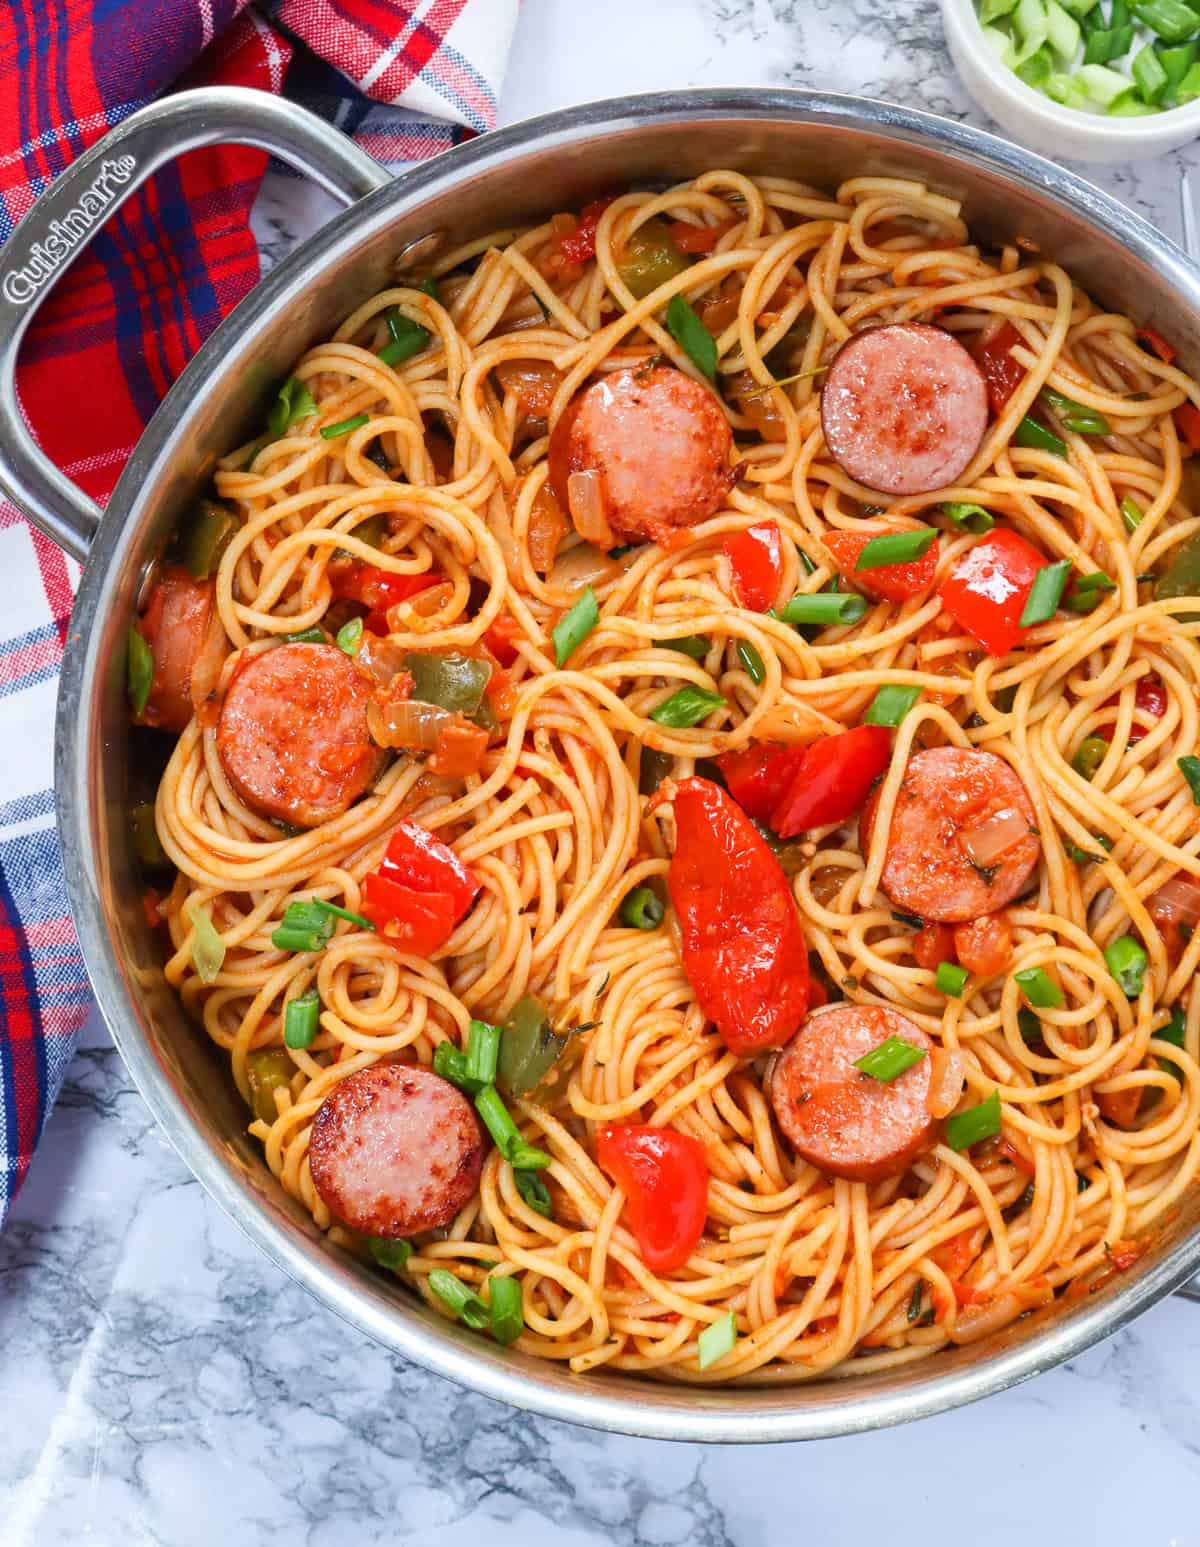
[465,1019,502,1087]
[515,1168,554,1217]
[321,413,370,441]
[336,616,364,656]
[855,528,937,570]
[1014,965,1064,1008]
[865,684,922,727]
[433,1039,473,1090]
[655,634,709,660]
[1019,559,1073,626]
[378,309,431,367]
[488,1274,524,1345]
[649,686,726,728]
[1178,755,1200,803]
[1132,39,1170,97]
[736,639,766,684]
[945,1090,1002,1151]
[665,294,718,379]
[941,501,995,534]
[1014,415,1068,457]
[620,885,664,930]
[697,1310,738,1370]
[287,626,326,644]
[1073,735,1110,781]
[1158,1007,1187,1049]
[187,903,225,984]
[1105,935,1147,996]
[283,988,320,1049]
[271,896,374,953]
[853,1035,927,1082]
[475,1085,552,1170]
[1018,1007,1042,1042]
[428,1267,490,1330]
[127,627,154,717]
[267,376,316,436]
[1121,495,1144,532]
[553,586,599,666]
[773,592,868,627]
[937,961,970,997]
[369,1237,413,1271]
[1063,570,1116,613]
[1042,386,1110,435]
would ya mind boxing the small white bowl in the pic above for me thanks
[942,0,1200,160]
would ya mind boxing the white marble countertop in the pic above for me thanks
[8,2,1200,1542]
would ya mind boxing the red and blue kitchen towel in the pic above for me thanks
[0,0,518,1226]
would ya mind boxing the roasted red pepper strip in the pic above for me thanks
[975,321,1025,415]
[1176,403,1200,454]
[329,562,442,613]
[595,1122,708,1273]
[713,743,806,822]
[483,612,523,667]
[363,819,481,950]
[667,217,736,254]
[1138,327,1176,365]
[771,725,892,839]
[555,198,615,265]
[723,521,783,611]
[823,529,939,602]
[937,528,1047,657]
[648,777,809,1054]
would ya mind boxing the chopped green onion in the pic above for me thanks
[321,413,370,441]
[665,294,717,379]
[287,626,326,644]
[336,616,364,656]
[853,1035,927,1082]
[1178,58,1200,98]
[428,1267,489,1331]
[515,1169,554,1217]
[1132,39,1171,96]
[945,1090,1002,1151]
[941,501,995,534]
[1158,1007,1187,1048]
[1019,559,1072,626]
[1077,61,1140,101]
[736,639,766,683]
[271,896,374,954]
[697,1310,738,1370]
[465,1019,502,1087]
[488,1274,524,1345]
[797,546,818,575]
[1064,836,1113,863]
[433,1040,472,1089]
[1014,415,1068,457]
[1084,23,1120,59]
[127,627,154,717]
[1013,0,1049,61]
[553,586,599,666]
[369,1237,413,1271]
[865,684,922,727]
[1017,41,1054,79]
[649,686,726,728]
[1045,0,1082,56]
[621,885,664,930]
[267,377,316,436]
[1178,755,1200,803]
[416,275,440,299]
[187,903,225,984]
[1015,965,1065,1008]
[378,309,430,367]
[1042,386,1110,435]
[937,961,971,998]
[655,634,709,659]
[854,528,937,570]
[1120,495,1144,532]
[283,988,321,1049]
[1105,935,1148,997]
[773,592,868,627]
[1132,0,1200,43]
[982,0,1020,18]
[475,1085,552,1170]
[1161,40,1198,94]
[1073,735,1110,781]
[1064,571,1116,613]
[1018,1007,1043,1042]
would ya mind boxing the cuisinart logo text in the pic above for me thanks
[1,155,136,304]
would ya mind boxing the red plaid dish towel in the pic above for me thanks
[0,0,518,1226]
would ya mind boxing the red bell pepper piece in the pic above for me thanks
[555,198,615,265]
[975,321,1025,415]
[823,529,939,602]
[363,874,457,955]
[714,742,806,822]
[363,819,481,951]
[667,217,736,254]
[1098,673,1167,745]
[723,521,783,611]
[648,777,809,1054]
[1138,327,1176,365]
[595,1123,709,1273]
[483,613,522,667]
[937,527,1048,657]
[330,561,442,612]
[1176,403,1200,453]
[771,725,892,839]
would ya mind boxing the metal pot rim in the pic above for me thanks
[54,86,1200,1442]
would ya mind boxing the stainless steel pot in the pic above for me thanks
[3,84,1199,1443]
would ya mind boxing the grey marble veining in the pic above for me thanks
[7,1,1200,1542]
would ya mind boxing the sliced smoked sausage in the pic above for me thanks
[769,1004,935,1181]
[860,746,1040,923]
[547,365,737,548]
[308,1062,484,1238]
[820,323,987,495]
[217,641,385,828]
[135,565,223,732]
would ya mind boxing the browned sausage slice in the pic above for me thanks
[547,365,737,548]
[860,746,1040,923]
[308,1063,484,1238]
[769,1004,934,1181]
[820,323,987,495]
[135,565,223,733]
[217,641,386,828]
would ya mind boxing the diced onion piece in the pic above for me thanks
[549,539,621,594]
[367,696,455,751]
[528,485,567,573]
[947,1281,1054,1346]
[927,1048,966,1120]
[961,806,1029,868]
[190,606,228,726]
[567,470,616,550]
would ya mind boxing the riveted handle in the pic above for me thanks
[0,86,390,562]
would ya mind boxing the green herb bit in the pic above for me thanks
[369,1237,413,1271]
[515,1168,554,1217]
[1014,965,1065,1008]
[267,377,316,437]
[945,1090,1002,1151]
[1121,495,1144,532]
[1042,386,1110,435]
[941,501,995,534]
[283,988,321,1049]
[1014,415,1068,458]
[321,413,370,441]
[1063,570,1116,614]
[736,639,766,684]
[649,686,726,728]
[937,961,970,998]
[665,293,718,379]
[488,1274,525,1345]
[1178,755,1200,804]
[378,309,431,367]
[1104,935,1147,997]
[865,684,922,727]
[553,586,599,667]
[465,1019,502,1088]
[853,1035,927,1082]
[287,626,326,644]
[433,1040,475,1091]
[428,1267,490,1331]
[655,634,709,660]
[1018,1007,1042,1042]
[127,627,154,717]
[697,1310,738,1370]
[1019,559,1072,627]
[855,528,937,571]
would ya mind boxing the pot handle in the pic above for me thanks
[0,85,390,562]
